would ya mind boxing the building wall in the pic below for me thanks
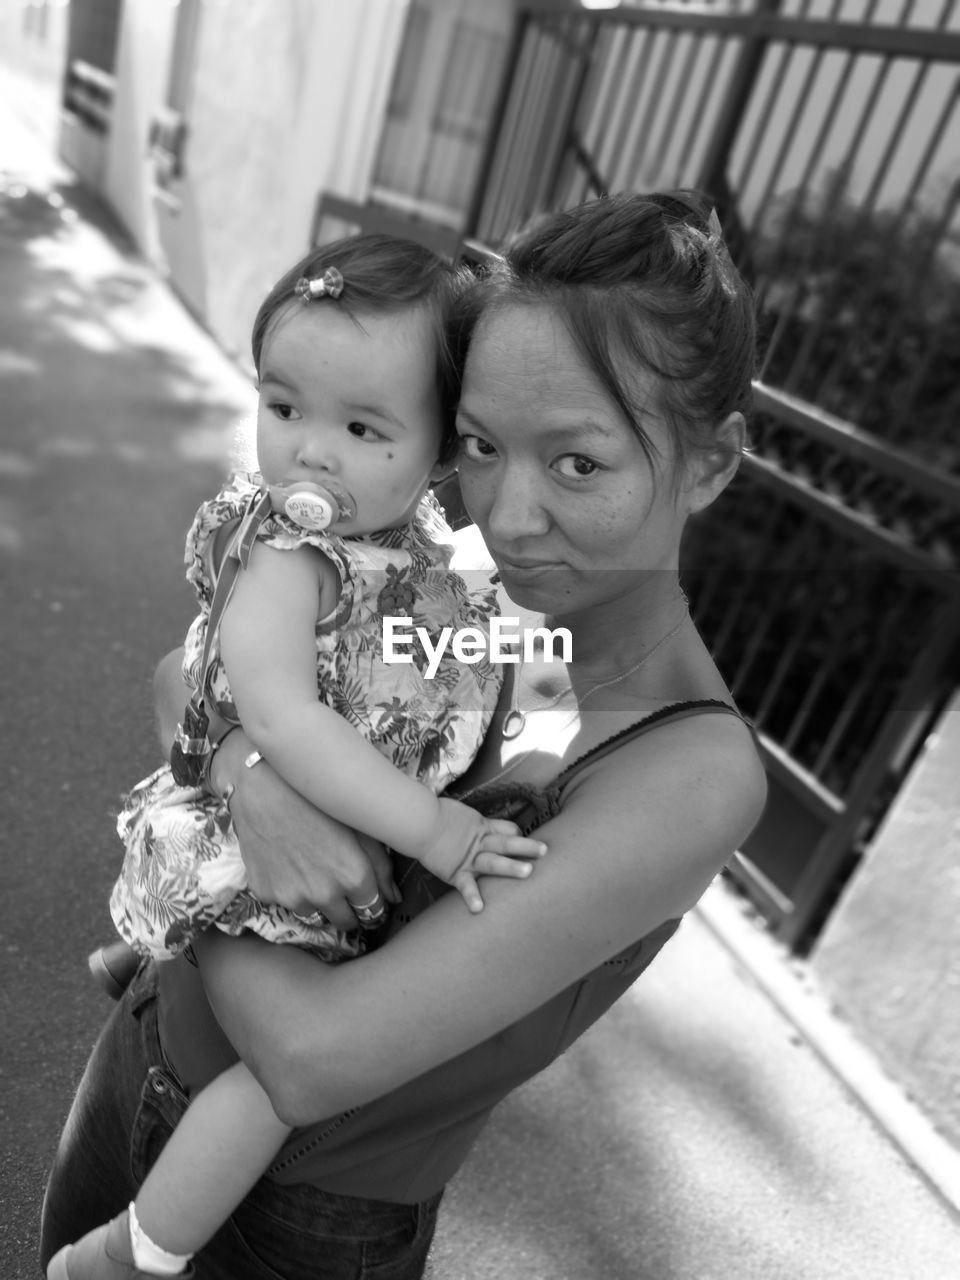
[812,692,960,1149]
[103,0,176,262]
[0,0,69,84]
[0,0,67,164]
[93,0,407,366]
[65,0,121,71]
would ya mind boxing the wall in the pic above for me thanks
[62,0,407,361]
[103,0,177,261]
[95,0,407,366]
[812,692,960,1148]
[185,0,406,362]
[0,0,68,162]
[0,0,69,84]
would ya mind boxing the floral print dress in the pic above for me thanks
[111,472,502,962]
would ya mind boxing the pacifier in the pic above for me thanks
[268,480,355,531]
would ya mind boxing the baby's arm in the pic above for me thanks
[218,541,545,910]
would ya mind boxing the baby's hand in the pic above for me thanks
[417,797,547,913]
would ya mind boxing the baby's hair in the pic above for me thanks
[252,235,470,463]
[458,191,756,473]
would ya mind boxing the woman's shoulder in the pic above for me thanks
[561,698,766,839]
[463,699,764,851]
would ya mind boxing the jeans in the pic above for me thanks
[39,964,442,1279]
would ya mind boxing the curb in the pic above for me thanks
[695,880,960,1219]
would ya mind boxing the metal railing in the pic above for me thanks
[313,0,960,948]
[467,0,960,948]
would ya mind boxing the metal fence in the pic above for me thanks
[462,0,960,948]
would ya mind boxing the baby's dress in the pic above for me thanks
[111,471,502,962]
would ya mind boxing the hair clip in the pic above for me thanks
[294,267,344,302]
[707,207,723,239]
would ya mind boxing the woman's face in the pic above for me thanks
[456,303,690,616]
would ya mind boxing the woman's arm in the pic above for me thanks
[154,648,399,928]
[197,714,767,1126]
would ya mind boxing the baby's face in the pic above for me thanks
[255,301,445,535]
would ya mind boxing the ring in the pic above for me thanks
[350,893,387,927]
[350,893,384,914]
[294,909,327,927]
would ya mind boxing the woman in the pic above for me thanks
[41,190,766,1279]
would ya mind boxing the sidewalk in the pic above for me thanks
[428,883,960,1280]
[2,73,958,1280]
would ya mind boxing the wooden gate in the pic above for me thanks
[461,0,960,949]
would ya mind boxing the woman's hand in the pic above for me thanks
[211,728,399,929]
[154,648,398,930]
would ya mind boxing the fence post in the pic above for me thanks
[697,0,782,210]
[543,20,601,208]
[463,10,531,240]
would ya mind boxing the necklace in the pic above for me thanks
[500,608,690,740]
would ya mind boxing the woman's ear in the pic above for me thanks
[683,412,745,515]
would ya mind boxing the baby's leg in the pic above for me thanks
[46,1061,290,1277]
[134,1060,291,1262]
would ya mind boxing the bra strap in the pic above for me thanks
[169,488,273,786]
[553,700,750,794]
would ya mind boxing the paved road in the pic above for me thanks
[2,70,959,1280]
[0,93,255,1274]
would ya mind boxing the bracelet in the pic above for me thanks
[219,783,236,816]
[206,733,261,813]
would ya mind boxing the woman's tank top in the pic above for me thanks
[157,700,746,1204]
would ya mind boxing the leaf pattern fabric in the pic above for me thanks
[110,472,503,960]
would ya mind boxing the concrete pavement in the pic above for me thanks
[1,68,958,1280]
